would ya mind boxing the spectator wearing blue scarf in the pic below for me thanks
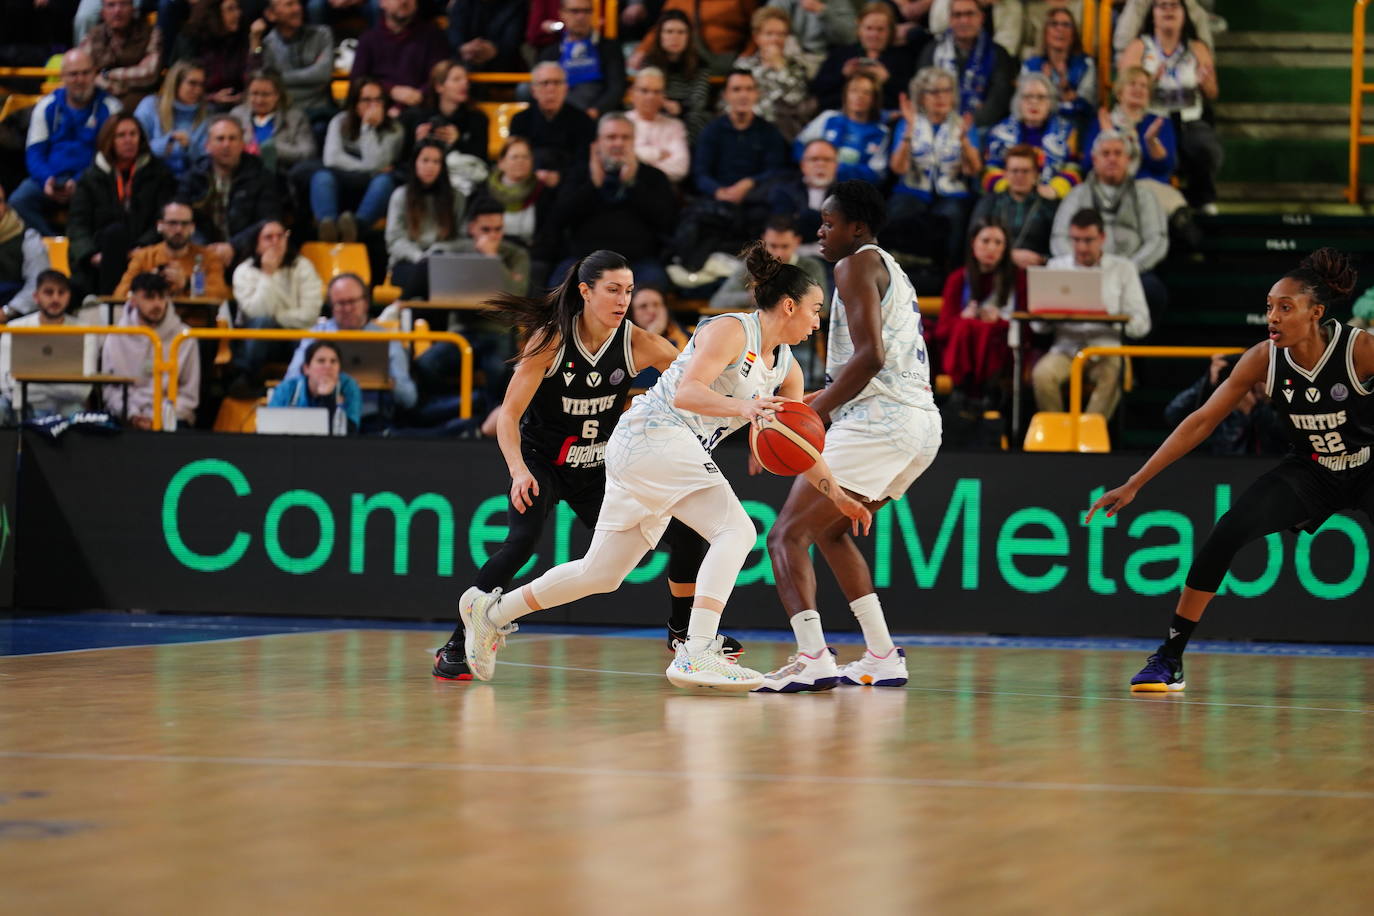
[981,72,1081,199]
[536,0,626,119]
[1020,6,1097,130]
[918,0,1014,131]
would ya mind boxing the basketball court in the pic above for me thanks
[3,614,1373,913]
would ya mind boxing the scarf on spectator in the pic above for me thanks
[484,172,539,212]
[934,30,996,118]
[0,207,23,247]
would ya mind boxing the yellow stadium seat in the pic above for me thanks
[42,236,69,276]
[331,79,349,105]
[412,317,431,358]
[476,101,528,160]
[1023,412,1111,453]
[373,270,401,307]
[299,241,371,288]
[0,93,42,124]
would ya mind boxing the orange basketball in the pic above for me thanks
[749,401,825,475]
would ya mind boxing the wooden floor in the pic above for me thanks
[3,630,1374,914]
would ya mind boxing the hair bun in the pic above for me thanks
[741,240,783,289]
[1301,247,1357,300]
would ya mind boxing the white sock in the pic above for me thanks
[790,610,827,656]
[489,585,536,628]
[850,594,894,656]
[684,607,721,653]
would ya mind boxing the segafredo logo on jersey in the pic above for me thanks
[741,351,758,378]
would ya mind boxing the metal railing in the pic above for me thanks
[164,327,475,421]
[0,324,168,430]
[1349,1,1374,203]
[1068,344,1247,450]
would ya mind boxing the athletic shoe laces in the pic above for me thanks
[1141,653,1178,679]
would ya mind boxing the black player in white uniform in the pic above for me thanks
[434,250,727,679]
[1089,249,1373,691]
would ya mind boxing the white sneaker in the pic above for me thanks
[666,636,764,692]
[460,587,518,681]
[836,647,908,687]
[754,647,840,693]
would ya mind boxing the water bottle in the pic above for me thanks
[191,254,206,297]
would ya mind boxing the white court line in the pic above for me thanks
[497,661,1374,715]
[1,749,1370,801]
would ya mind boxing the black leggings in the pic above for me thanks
[1186,471,1325,593]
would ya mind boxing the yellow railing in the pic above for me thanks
[1350,0,1374,203]
[164,327,474,419]
[0,324,168,430]
[1068,344,1247,450]
[1097,0,1114,103]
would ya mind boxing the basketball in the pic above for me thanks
[750,401,825,475]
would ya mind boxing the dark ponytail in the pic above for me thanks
[485,249,631,358]
[1285,247,1358,310]
[740,241,819,311]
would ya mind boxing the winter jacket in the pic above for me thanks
[101,300,200,424]
[114,242,231,300]
[68,152,176,272]
[24,88,122,185]
[133,95,211,177]
[232,256,324,329]
[178,153,285,254]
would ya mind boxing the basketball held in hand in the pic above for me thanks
[750,401,825,475]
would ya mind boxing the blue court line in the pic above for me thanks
[5,611,1374,659]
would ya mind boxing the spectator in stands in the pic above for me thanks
[813,2,920,112]
[981,71,1080,197]
[228,218,323,393]
[0,186,49,323]
[453,199,529,295]
[628,284,687,388]
[934,217,1022,418]
[630,0,760,77]
[1113,0,1213,58]
[249,0,338,133]
[1164,352,1284,457]
[541,113,677,291]
[1032,207,1150,419]
[526,0,564,53]
[69,115,177,300]
[11,50,122,239]
[314,78,405,243]
[926,0,1021,58]
[736,7,815,142]
[103,271,201,428]
[1083,66,1182,214]
[134,62,213,178]
[384,140,467,299]
[509,62,597,182]
[306,0,375,29]
[970,142,1057,267]
[625,68,690,185]
[917,0,1015,129]
[887,67,979,266]
[693,70,790,216]
[269,340,361,433]
[635,10,712,142]
[481,137,549,250]
[173,0,251,109]
[1020,6,1095,129]
[180,115,284,261]
[352,0,450,109]
[795,72,891,184]
[80,0,163,109]
[446,0,529,74]
[709,214,826,311]
[1119,0,1222,211]
[1051,129,1168,312]
[535,0,626,120]
[116,200,232,299]
[400,60,490,178]
[769,137,837,254]
[764,0,857,67]
[0,271,98,423]
[230,69,317,178]
[285,273,418,426]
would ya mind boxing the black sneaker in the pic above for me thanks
[432,638,472,680]
[667,623,743,658]
[1130,652,1185,692]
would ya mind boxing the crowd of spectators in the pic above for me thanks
[0,0,1231,439]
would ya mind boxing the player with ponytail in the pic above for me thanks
[1090,248,1373,691]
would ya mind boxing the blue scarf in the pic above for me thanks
[934,31,996,118]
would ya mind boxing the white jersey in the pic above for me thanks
[617,311,793,453]
[826,243,935,413]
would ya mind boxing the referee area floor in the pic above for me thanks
[3,614,1374,913]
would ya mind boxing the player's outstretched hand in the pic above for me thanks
[510,467,540,514]
[833,491,873,536]
[740,395,787,426]
[1086,482,1138,522]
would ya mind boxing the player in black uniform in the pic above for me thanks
[1088,249,1372,691]
[433,250,735,679]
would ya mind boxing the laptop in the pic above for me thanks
[256,406,332,436]
[428,253,508,300]
[338,341,391,389]
[1026,267,1106,315]
[11,333,86,376]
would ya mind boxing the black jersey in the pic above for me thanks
[520,318,638,471]
[1265,319,1374,474]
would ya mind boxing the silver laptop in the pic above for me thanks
[1026,267,1106,315]
[11,333,86,376]
[428,253,507,300]
[256,406,331,436]
[339,341,391,388]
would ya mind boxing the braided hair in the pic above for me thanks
[1284,248,1358,311]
